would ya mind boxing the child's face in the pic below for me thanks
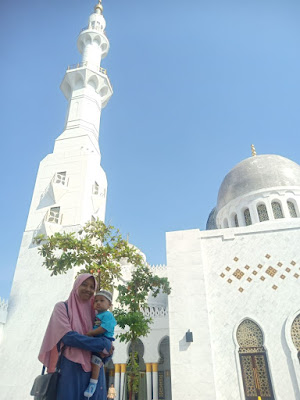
[94,295,111,312]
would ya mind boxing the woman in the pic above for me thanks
[39,273,112,400]
[107,383,116,399]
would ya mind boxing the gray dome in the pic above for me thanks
[217,154,300,210]
[206,207,217,230]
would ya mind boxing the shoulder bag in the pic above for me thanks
[30,302,69,400]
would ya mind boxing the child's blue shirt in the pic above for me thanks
[94,310,116,338]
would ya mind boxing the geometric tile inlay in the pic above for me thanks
[220,255,298,293]
[266,266,277,277]
[233,269,244,280]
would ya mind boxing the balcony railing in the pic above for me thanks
[67,62,107,75]
[80,26,107,34]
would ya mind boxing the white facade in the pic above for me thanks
[1,2,300,400]
[0,3,112,399]
[167,220,300,399]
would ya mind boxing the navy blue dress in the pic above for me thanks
[56,331,111,400]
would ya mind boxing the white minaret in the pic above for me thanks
[0,2,112,399]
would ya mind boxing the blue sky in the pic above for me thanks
[1,0,300,299]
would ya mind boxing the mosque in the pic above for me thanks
[0,2,300,400]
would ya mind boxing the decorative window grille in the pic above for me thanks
[257,204,269,222]
[54,171,67,186]
[92,182,99,195]
[291,314,300,363]
[237,319,275,400]
[47,207,60,224]
[272,201,283,219]
[244,209,252,226]
[234,214,239,227]
[287,201,298,218]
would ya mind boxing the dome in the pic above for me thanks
[217,154,300,211]
[206,207,217,230]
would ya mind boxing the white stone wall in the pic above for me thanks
[167,229,217,400]
[0,231,77,399]
[166,219,300,400]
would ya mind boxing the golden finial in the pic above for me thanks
[95,0,103,14]
[251,144,257,156]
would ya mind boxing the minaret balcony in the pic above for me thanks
[67,62,107,75]
[60,63,113,108]
[77,29,109,59]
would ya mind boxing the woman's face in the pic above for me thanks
[78,277,95,301]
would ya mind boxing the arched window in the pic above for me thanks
[234,214,239,227]
[287,201,298,218]
[223,218,229,228]
[271,201,283,219]
[257,204,269,222]
[291,314,300,364]
[237,319,275,400]
[244,209,252,226]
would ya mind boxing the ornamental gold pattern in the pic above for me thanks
[241,356,257,397]
[237,319,264,352]
[237,320,275,400]
[219,254,299,292]
[255,355,271,397]
[291,314,300,351]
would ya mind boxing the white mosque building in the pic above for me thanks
[1,2,300,400]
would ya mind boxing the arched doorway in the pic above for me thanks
[291,313,300,363]
[126,339,147,400]
[236,319,275,400]
[158,336,172,400]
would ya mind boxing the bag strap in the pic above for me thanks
[42,302,70,375]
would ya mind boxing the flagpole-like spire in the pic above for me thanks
[95,0,103,14]
[251,144,257,156]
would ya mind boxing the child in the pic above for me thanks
[84,290,117,398]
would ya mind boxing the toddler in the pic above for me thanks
[84,290,116,398]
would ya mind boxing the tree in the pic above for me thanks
[34,220,143,289]
[34,219,171,399]
[114,263,170,400]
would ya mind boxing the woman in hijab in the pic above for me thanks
[38,273,112,400]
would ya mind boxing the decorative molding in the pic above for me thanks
[143,306,168,318]
[150,264,167,270]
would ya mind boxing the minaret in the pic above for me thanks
[0,3,112,398]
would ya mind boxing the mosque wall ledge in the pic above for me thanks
[200,218,300,240]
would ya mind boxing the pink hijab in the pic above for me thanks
[38,273,96,372]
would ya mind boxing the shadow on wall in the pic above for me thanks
[281,321,300,399]
[178,333,192,352]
